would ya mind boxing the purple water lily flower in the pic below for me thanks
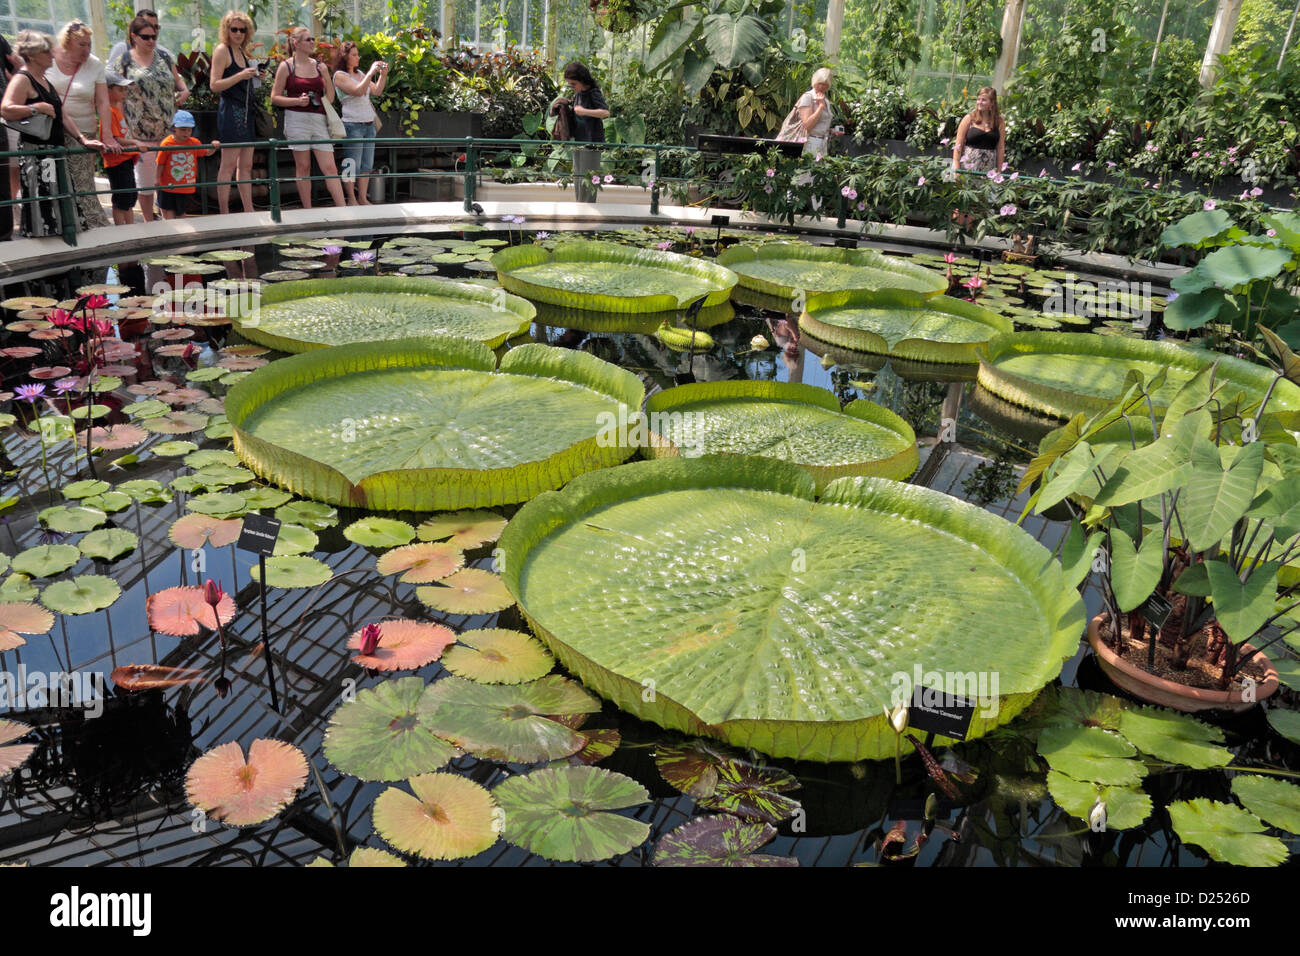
[351,250,376,262]
[15,383,45,403]
[322,245,342,256]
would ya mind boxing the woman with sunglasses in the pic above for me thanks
[115,13,188,221]
[209,11,259,213]
[270,26,345,209]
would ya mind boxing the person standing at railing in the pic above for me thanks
[108,9,171,71]
[271,27,346,210]
[101,70,140,225]
[210,11,260,214]
[1,31,22,240]
[563,62,608,144]
[115,13,188,222]
[332,41,386,207]
[157,109,218,219]
[47,20,116,230]
[1,30,104,238]
[791,68,844,157]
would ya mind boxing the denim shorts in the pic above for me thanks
[342,121,375,176]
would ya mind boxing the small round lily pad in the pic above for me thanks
[441,629,554,684]
[12,544,81,578]
[373,773,500,861]
[375,542,465,584]
[493,765,650,863]
[77,528,139,561]
[416,569,514,615]
[343,517,417,549]
[250,555,333,588]
[323,676,460,780]
[41,574,122,615]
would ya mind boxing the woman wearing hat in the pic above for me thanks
[157,108,217,219]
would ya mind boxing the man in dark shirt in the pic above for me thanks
[562,62,609,144]
[0,32,22,241]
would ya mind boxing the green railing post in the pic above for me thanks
[56,147,77,247]
[267,141,281,223]
[463,137,477,213]
[650,149,661,216]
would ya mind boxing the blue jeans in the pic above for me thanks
[342,121,375,177]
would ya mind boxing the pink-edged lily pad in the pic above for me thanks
[168,514,244,549]
[142,411,208,434]
[88,424,148,450]
[0,346,43,359]
[221,345,270,357]
[151,328,195,341]
[0,720,36,777]
[153,343,194,357]
[375,542,465,584]
[146,585,237,636]
[127,380,176,396]
[0,602,55,651]
[416,510,509,549]
[373,773,500,861]
[7,320,52,332]
[29,366,72,380]
[346,619,457,671]
[30,328,73,340]
[185,738,309,827]
[158,387,210,406]
[217,356,268,371]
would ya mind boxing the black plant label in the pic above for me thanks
[237,514,282,555]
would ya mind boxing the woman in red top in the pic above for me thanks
[269,26,344,209]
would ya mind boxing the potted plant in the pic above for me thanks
[1022,353,1300,712]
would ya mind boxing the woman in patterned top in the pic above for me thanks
[116,12,188,221]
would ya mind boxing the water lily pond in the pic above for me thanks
[0,224,1296,870]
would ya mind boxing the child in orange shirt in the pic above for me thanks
[157,110,220,220]
[102,72,143,226]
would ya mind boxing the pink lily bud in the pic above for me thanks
[359,623,382,656]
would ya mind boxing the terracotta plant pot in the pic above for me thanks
[1087,614,1279,713]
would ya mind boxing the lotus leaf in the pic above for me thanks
[498,457,1084,762]
[323,676,460,780]
[41,575,121,615]
[653,815,799,867]
[373,773,500,860]
[229,277,535,352]
[643,381,918,488]
[1167,799,1288,866]
[493,765,650,862]
[227,337,644,511]
[718,242,945,299]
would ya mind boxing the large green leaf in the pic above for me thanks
[493,765,650,862]
[1091,410,1207,507]
[701,13,769,69]
[643,381,918,489]
[1160,209,1233,248]
[1036,725,1146,786]
[323,676,460,781]
[1197,246,1293,290]
[1267,707,1300,744]
[977,332,1300,421]
[1167,799,1288,866]
[498,457,1084,762]
[227,337,643,511]
[717,243,946,300]
[1183,438,1264,553]
[1206,559,1278,644]
[1115,706,1232,769]
[644,8,702,74]
[1108,528,1164,613]
[1045,771,1152,830]
[492,241,736,312]
[802,290,1010,365]
[1231,774,1300,833]
[1037,442,1118,512]
[230,276,534,353]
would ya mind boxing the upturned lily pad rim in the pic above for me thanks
[492,240,737,313]
[643,379,919,489]
[497,456,1085,762]
[229,275,535,353]
[226,336,645,512]
[977,332,1300,420]
[800,289,1012,365]
[717,242,947,299]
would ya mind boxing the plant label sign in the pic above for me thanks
[237,514,281,555]
[907,685,977,741]
[1139,592,1173,630]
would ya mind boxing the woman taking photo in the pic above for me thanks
[562,61,608,143]
[209,11,259,214]
[332,41,386,206]
[115,13,188,221]
[951,86,1005,174]
[47,19,115,229]
[793,67,843,156]
[271,27,345,209]
[1,30,104,237]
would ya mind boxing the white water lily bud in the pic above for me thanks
[1089,798,1107,833]
[750,334,770,351]
[924,792,939,821]
[889,705,909,735]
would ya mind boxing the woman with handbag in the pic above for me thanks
[270,26,345,209]
[332,41,386,206]
[116,13,188,222]
[47,19,115,229]
[1,30,104,237]
[209,10,259,214]
[779,68,845,157]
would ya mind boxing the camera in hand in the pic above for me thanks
[307,91,320,108]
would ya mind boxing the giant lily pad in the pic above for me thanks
[718,242,945,301]
[1167,799,1288,866]
[0,720,36,777]
[977,332,1300,420]
[419,675,599,762]
[323,676,460,780]
[373,773,500,860]
[41,575,122,615]
[229,276,535,352]
[653,815,799,867]
[493,765,650,862]
[498,457,1084,762]
[185,739,309,827]
[346,619,457,671]
[643,381,918,488]
[800,289,1011,365]
[226,337,644,511]
[440,628,554,684]
[492,240,737,313]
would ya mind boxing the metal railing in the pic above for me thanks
[0,135,697,247]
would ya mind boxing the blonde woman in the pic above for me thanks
[47,20,114,228]
[210,11,259,213]
[270,26,345,209]
[795,67,844,156]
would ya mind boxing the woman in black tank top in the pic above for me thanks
[952,86,1005,174]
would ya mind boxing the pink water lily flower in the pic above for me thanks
[359,623,382,656]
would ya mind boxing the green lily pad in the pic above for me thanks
[191,464,256,488]
[323,676,460,781]
[343,517,416,549]
[493,765,650,862]
[187,493,247,518]
[373,773,500,861]
[170,476,204,495]
[1029,685,1125,732]
[0,574,39,602]
[416,510,508,548]
[117,479,171,504]
[1116,707,1232,769]
[1167,799,1288,866]
[419,675,599,762]
[275,501,339,530]
[28,416,74,442]
[1045,771,1153,830]
[62,479,110,499]
[440,629,554,684]
[123,399,170,419]
[186,367,227,383]
[241,486,294,510]
[82,492,133,513]
[205,417,234,440]
[39,505,108,534]
[152,440,198,457]
[41,574,122,615]
[0,555,8,576]
[653,815,799,867]
[12,544,81,578]
[1037,725,1146,787]
[77,528,139,561]
[1267,708,1300,745]
[249,555,333,588]
[184,449,242,469]
[1231,775,1300,833]
[272,524,318,557]
[69,404,111,420]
